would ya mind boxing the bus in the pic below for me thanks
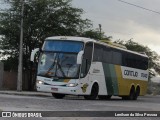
[30,36,149,100]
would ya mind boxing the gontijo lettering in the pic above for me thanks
[124,70,138,77]
[121,66,148,81]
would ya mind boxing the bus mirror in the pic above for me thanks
[77,51,84,64]
[30,48,40,62]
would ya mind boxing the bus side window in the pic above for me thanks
[143,59,148,70]
[112,51,122,65]
[93,44,103,62]
[80,42,93,78]
[102,47,112,63]
[123,53,148,70]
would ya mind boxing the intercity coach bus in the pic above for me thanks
[30,36,149,100]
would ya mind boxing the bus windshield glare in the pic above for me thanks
[37,40,84,78]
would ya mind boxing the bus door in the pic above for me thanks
[79,42,93,93]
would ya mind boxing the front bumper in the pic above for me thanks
[36,84,79,95]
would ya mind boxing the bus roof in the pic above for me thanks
[46,36,96,43]
[46,36,148,58]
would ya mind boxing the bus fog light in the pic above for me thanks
[67,83,78,87]
[37,80,44,84]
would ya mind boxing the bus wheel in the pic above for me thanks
[128,86,135,100]
[98,95,112,100]
[52,93,65,99]
[84,83,99,100]
[133,86,140,100]
[122,86,135,100]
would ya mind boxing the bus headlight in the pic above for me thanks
[67,83,78,87]
[36,80,44,84]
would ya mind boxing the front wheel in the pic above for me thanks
[84,83,99,100]
[52,93,65,99]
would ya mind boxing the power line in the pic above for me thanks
[117,0,160,15]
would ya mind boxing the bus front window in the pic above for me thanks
[38,52,79,78]
[37,40,84,78]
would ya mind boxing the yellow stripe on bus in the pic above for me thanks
[63,79,70,83]
[115,65,148,96]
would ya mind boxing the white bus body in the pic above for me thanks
[31,36,148,100]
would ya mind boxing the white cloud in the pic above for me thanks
[108,20,160,54]
[72,0,160,55]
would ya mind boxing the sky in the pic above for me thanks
[72,0,160,55]
[0,0,160,55]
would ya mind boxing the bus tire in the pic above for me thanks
[133,86,140,100]
[122,86,135,100]
[98,95,112,100]
[128,86,135,100]
[84,83,99,100]
[52,93,65,99]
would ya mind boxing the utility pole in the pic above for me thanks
[99,24,102,40]
[17,0,24,91]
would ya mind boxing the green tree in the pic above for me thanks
[0,0,91,69]
[0,0,92,90]
[81,28,112,41]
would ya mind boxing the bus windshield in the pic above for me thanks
[37,40,84,78]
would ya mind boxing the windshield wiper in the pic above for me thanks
[55,54,66,77]
[44,54,57,76]
[45,53,66,78]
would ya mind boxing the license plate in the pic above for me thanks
[51,87,58,91]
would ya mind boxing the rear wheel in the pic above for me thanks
[52,93,65,99]
[98,95,112,100]
[84,83,99,100]
[122,86,135,100]
[133,86,140,100]
[128,86,135,100]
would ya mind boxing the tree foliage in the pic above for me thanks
[81,28,111,41]
[0,0,95,90]
[0,0,92,71]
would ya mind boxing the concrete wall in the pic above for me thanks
[3,71,17,90]
[3,71,30,90]
[0,62,4,89]
[0,62,32,90]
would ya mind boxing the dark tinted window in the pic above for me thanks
[81,42,93,77]
[122,52,148,70]
[112,51,122,65]
[93,44,103,61]
[93,44,122,65]
[102,46,112,63]
[91,42,148,70]
[83,42,93,60]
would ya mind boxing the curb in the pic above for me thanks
[0,91,52,97]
